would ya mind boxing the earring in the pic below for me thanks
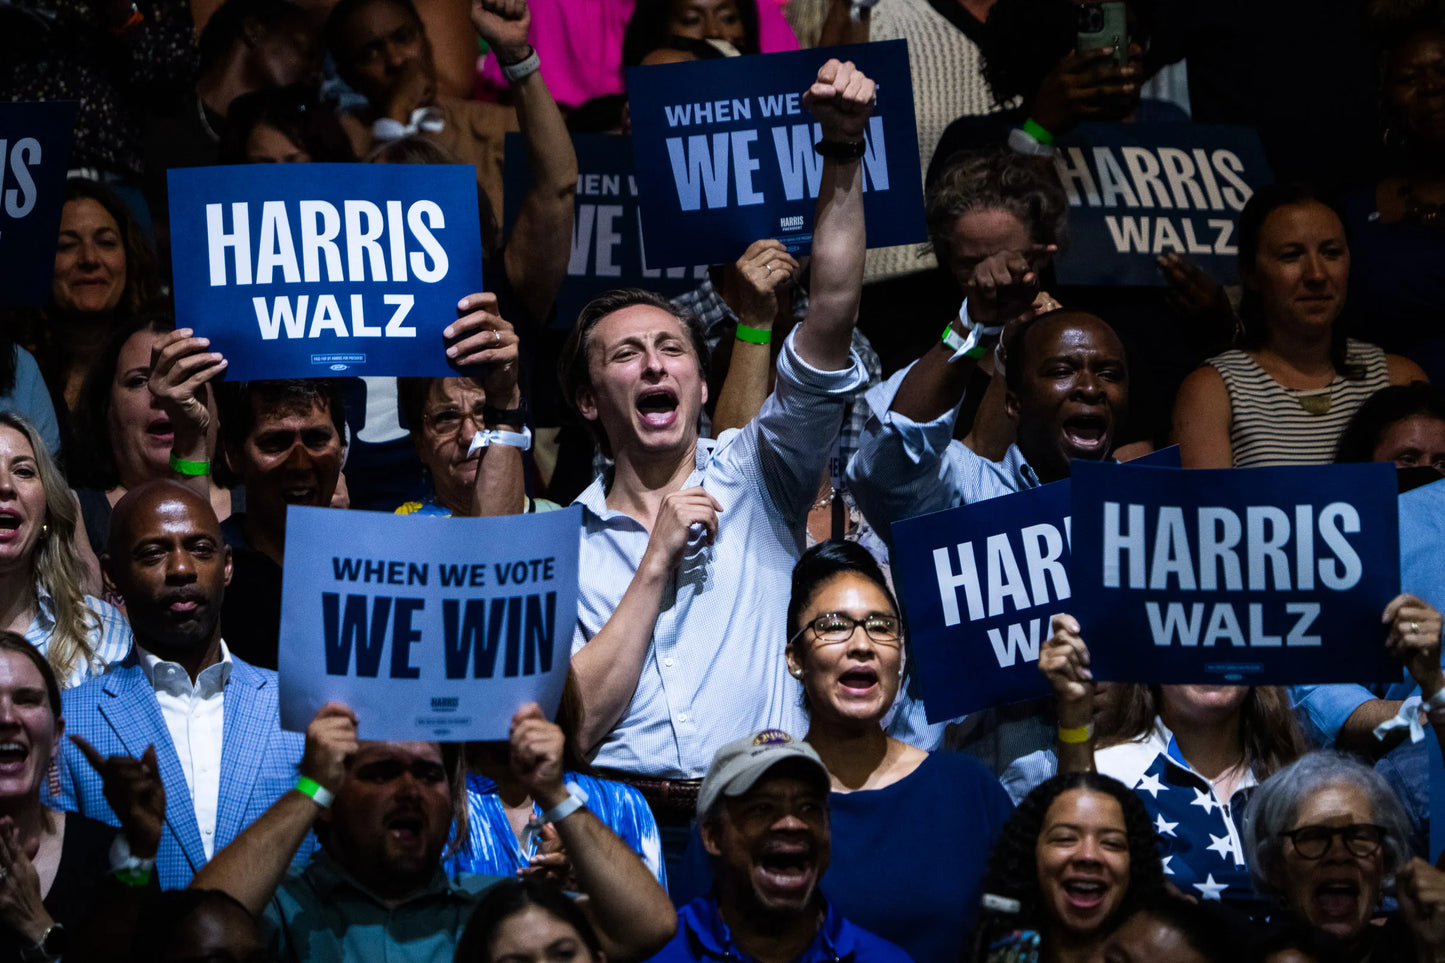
[40,523,48,539]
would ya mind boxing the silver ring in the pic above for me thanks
[765,263,773,273]
[493,330,501,345]
[1412,621,1420,633]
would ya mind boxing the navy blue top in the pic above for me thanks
[647,897,913,963]
[824,752,1012,963]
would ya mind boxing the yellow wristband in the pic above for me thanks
[1057,722,1095,744]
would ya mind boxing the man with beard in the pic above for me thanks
[647,731,909,963]
[48,481,306,889]
[190,702,677,962]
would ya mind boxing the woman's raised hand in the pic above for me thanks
[1041,613,1094,727]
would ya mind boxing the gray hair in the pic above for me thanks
[1242,750,1413,896]
[925,147,1070,263]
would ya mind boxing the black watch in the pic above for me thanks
[20,923,65,963]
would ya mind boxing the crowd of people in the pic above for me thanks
[3,0,1445,960]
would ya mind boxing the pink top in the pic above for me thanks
[476,0,800,108]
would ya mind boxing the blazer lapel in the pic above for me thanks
[216,660,268,844]
[98,668,207,873]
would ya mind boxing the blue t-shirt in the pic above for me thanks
[824,752,1012,963]
[648,897,913,963]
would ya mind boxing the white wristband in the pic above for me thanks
[541,782,589,823]
[469,426,533,455]
[500,47,541,84]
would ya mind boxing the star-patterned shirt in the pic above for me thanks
[1095,719,1260,906]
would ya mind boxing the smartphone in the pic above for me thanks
[1076,1,1129,68]
[971,894,1042,963]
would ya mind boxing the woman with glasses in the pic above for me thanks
[1243,751,1445,959]
[782,539,1014,963]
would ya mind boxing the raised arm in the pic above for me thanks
[446,293,526,516]
[190,703,358,914]
[477,0,578,325]
[711,240,800,434]
[791,59,874,372]
[569,488,722,754]
[148,328,228,499]
[510,705,676,958]
[1039,614,1097,775]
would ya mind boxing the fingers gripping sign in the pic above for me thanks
[803,59,877,144]
[71,735,166,859]
[300,702,360,800]
[1040,614,1095,724]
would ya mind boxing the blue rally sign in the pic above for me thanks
[0,102,77,306]
[278,506,581,741]
[168,163,485,379]
[1070,461,1400,684]
[503,132,709,329]
[625,40,925,265]
[891,449,1180,720]
[1052,123,1272,287]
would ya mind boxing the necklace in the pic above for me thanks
[1297,391,1333,415]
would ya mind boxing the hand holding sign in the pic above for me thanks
[1384,593,1445,697]
[445,292,521,411]
[71,735,166,858]
[472,0,531,64]
[732,239,799,329]
[803,59,876,144]
[509,702,567,809]
[149,329,227,450]
[301,702,360,795]
[1039,614,1094,728]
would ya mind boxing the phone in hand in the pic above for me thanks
[1076,1,1129,68]
[971,894,1042,963]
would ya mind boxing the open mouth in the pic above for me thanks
[838,666,879,694]
[1061,413,1110,455]
[146,417,173,440]
[1061,877,1109,910]
[386,812,425,846]
[281,483,319,504]
[756,845,815,894]
[1313,880,1361,920]
[0,511,22,538]
[636,387,679,427]
[0,741,29,772]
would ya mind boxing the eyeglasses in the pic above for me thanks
[788,613,902,648]
[1278,823,1387,859]
[424,402,487,435]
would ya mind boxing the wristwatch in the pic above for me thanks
[20,923,65,963]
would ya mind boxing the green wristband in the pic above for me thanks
[296,776,335,808]
[113,864,152,887]
[735,324,773,345]
[1022,118,1055,146]
[168,453,210,477]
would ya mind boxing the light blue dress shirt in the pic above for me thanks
[572,331,868,778]
[845,363,1040,545]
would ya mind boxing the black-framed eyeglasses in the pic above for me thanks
[1278,823,1387,859]
[788,613,902,648]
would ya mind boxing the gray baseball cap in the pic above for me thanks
[697,730,830,818]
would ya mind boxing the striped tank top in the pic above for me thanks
[1206,339,1390,467]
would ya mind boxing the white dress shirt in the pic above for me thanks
[136,641,233,859]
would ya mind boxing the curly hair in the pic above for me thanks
[1097,684,1307,783]
[978,771,1165,937]
[1334,382,1445,463]
[926,147,1071,264]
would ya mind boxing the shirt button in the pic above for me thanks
[677,713,689,722]
[203,827,213,836]
[663,658,674,667]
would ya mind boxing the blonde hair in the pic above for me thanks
[0,413,102,683]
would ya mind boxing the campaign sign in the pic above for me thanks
[278,506,580,740]
[625,40,925,265]
[503,132,708,329]
[0,102,77,306]
[1070,461,1400,684]
[891,448,1181,720]
[168,164,485,379]
[1431,728,1444,864]
[1052,123,1271,287]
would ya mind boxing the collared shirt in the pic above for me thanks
[1094,718,1259,905]
[136,641,232,859]
[671,276,885,486]
[264,849,505,963]
[648,897,913,963]
[25,585,133,689]
[845,363,1040,544]
[572,331,868,777]
[446,771,666,885]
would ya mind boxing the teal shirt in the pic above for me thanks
[264,851,506,962]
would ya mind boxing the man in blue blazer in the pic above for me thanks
[48,481,305,889]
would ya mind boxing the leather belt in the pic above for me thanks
[599,769,702,826]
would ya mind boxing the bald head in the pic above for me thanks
[105,480,231,659]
